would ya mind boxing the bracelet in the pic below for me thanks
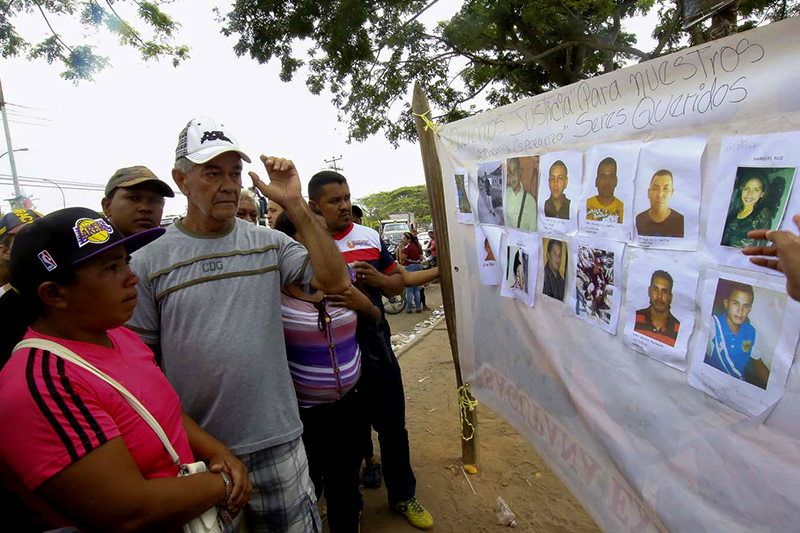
[219,471,232,503]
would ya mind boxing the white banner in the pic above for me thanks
[432,18,800,533]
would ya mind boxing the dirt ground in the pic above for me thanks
[342,284,601,533]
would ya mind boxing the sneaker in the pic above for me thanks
[416,308,422,313]
[406,309,413,314]
[393,497,434,530]
[362,462,382,488]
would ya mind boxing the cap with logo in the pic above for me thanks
[0,208,43,238]
[174,117,251,165]
[105,166,175,198]
[9,207,164,296]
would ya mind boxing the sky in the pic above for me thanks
[0,0,659,217]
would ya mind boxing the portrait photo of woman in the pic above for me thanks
[720,167,796,249]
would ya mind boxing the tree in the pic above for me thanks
[219,0,797,145]
[3,0,795,134]
[357,185,431,228]
[0,0,188,82]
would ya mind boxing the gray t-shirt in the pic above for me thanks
[127,217,312,455]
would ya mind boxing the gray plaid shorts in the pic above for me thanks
[234,437,321,533]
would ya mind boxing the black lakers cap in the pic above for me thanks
[9,207,164,296]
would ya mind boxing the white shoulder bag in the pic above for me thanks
[14,338,225,533]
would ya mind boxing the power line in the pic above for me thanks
[5,102,52,113]
[0,173,106,189]
[0,173,183,196]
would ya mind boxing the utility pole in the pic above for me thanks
[0,70,23,209]
[324,155,343,172]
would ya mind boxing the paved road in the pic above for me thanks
[385,282,443,336]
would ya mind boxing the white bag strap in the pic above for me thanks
[13,338,181,466]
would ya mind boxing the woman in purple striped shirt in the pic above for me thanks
[275,211,379,532]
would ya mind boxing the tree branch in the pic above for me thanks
[650,5,683,57]
[36,1,73,53]
[399,0,441,30]
[454,78,492,105]
[104,0,147,47]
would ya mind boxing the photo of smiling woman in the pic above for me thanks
[720,167,797,248]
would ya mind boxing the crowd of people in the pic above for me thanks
[0,117,438,533]
[1,115,799,533]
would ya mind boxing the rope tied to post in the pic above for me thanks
[412,110,441,135]
[457,382,478,441]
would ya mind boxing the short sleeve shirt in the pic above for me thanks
[402,243,422,265]
[127,218,313,454]
[586,196,624,223]
[333,223,396,308]
[0,327,192,528]
[705,312,758,379]
[634,307,681,347]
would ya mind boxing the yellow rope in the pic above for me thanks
[457,382,478,441]
[412,110,441,135]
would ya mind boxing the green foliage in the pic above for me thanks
[220,0,796,145]
[0,0,188,82]
[357,185,431,228]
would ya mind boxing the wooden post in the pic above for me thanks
[411,82,478,465]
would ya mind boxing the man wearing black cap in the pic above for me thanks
[102,166,175,237]
[0,208,43,295]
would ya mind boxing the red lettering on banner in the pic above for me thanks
[545,416,561,448]
[610,477,631,526]
[561,442,579,474]
[580,449,601,486]
[478,365,602,490]
[482,366,495,390]
[532,404,546,435]
[610,477,653,533]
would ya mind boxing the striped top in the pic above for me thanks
[281,293,361,407]
[0,327,193,528]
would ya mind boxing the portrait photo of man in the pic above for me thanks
[636,169,684,238]
[703,282,770,389]
[542,239,566,301]
[544,160,570,220]
[634,270,681,347]
[504,157,537,231]
[586,157,624,223]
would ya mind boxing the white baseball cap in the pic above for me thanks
[174,117,252,164]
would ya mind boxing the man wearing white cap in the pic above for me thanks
[127,117,350,531]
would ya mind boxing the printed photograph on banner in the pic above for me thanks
[720,167,797,248]
[538,151,582,235]
[623,253,699,371]
[571,237,624,334]
[705,131,800,275]
[688,269,800,419]
[454,168,475,224]
[703,279,783,390]
[579,141,641,242]
[541,237,568,302]
[500,229,538,307]
[475,224,502,286]
[476,160,505,226]
[633,136,706,251]
[503,155,538,232]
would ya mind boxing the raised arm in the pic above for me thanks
[250,156,350,294]
[398,264,440,287]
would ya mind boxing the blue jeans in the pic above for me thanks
[405,263,422,310]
